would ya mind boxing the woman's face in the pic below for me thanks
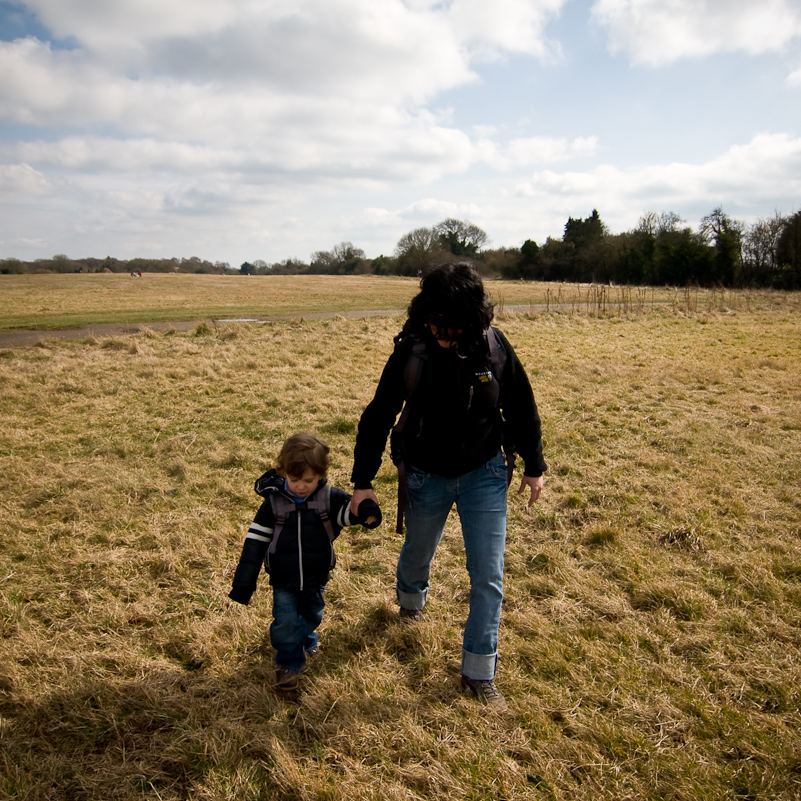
[428,314,463,348]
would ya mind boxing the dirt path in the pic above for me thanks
[0,304,551,348]
[0,309,408,348]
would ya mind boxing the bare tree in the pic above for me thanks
[393,227,442,275]
[434,218,489,256]
[310,242,366,274]
[698,207,745,285]
[637,211,684,236]
[743,211,786,279]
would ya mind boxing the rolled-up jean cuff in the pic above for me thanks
[461,649,498,681]
[396,586,427,611]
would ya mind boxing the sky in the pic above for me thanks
[1,0,800,268]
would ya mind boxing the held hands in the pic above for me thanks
[518,475,544,507]
[351,489,382,528]
[357,498,382,528]
[351,488,377,514]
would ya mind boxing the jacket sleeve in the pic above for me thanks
[350,342,409,488]
[228,500,274,605]
[496,328,548,477]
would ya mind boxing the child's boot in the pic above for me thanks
[276,668,300,690]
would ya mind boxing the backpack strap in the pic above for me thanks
[487,327,516,486]
[487,326,506,381]
[267,494,293,556]
[395,335,426,443]
[395,459,408,536]
[392,335,426,534]
[304,484,335,543]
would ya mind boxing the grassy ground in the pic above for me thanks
[0,273,418,330]
[1,289,800,799]
[0,272,780,331]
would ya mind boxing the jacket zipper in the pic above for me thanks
[297,512,304,591]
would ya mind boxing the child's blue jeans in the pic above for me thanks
[397,451,509,681]
[270,585,325,672]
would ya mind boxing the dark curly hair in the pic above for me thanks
[401,263,494,349]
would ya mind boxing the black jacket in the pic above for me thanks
[229,470,379,603]
[351,326,547,487]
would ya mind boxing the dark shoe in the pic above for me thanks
[276,668,300,691]
[399,607,423,621]
[305,644,320,658]
[461,675,508,710]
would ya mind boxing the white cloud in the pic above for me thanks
[22,0,569,60]
[399,197,484,221]
[1,0,798,267]
[591,0,801,66]
[0,38,108,125]
[503,136,598,166]
[13,1,568,100]
[0,0,587,198]
[446,0,565,60]
[0,0,570,188]
[0,162,53,195]
[356,134,801,249]
[16,0,242,53]
[513,133,801,233]
[8,137,231,173]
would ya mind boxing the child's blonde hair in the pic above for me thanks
[276,433,330,478]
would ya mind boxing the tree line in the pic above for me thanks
[0,255,230,275]
[511,207,800,289]
[248,208,801,288]
[3,207,800,288]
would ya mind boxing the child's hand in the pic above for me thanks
[350,488,378,515]
[357,498,382,529]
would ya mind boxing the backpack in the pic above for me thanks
[390,327,516,534]
[254,473,335,565]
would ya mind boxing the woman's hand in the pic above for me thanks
[350,488,379,517]
[518,475,544,507]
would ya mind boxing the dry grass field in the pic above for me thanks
[0,272,772,332]
[1,280,800,800]
[0,273,419,331]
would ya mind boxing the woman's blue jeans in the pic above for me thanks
[397,451,508,681]
[270,585,325,672]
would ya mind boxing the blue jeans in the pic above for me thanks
[270,585,325,672]
[397,451,508,681]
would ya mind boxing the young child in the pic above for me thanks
[229,433,381,690]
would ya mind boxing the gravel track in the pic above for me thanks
[0,309,408,348]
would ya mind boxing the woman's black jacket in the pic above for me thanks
[351,326,547,487]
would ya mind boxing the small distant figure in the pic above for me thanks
[130,271,142,278]
[229,433,381,691]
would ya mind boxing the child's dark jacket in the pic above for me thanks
[229,469,375,604]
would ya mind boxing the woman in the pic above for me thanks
[350,263,547,709]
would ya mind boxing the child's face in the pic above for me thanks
[286,468,322,498]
